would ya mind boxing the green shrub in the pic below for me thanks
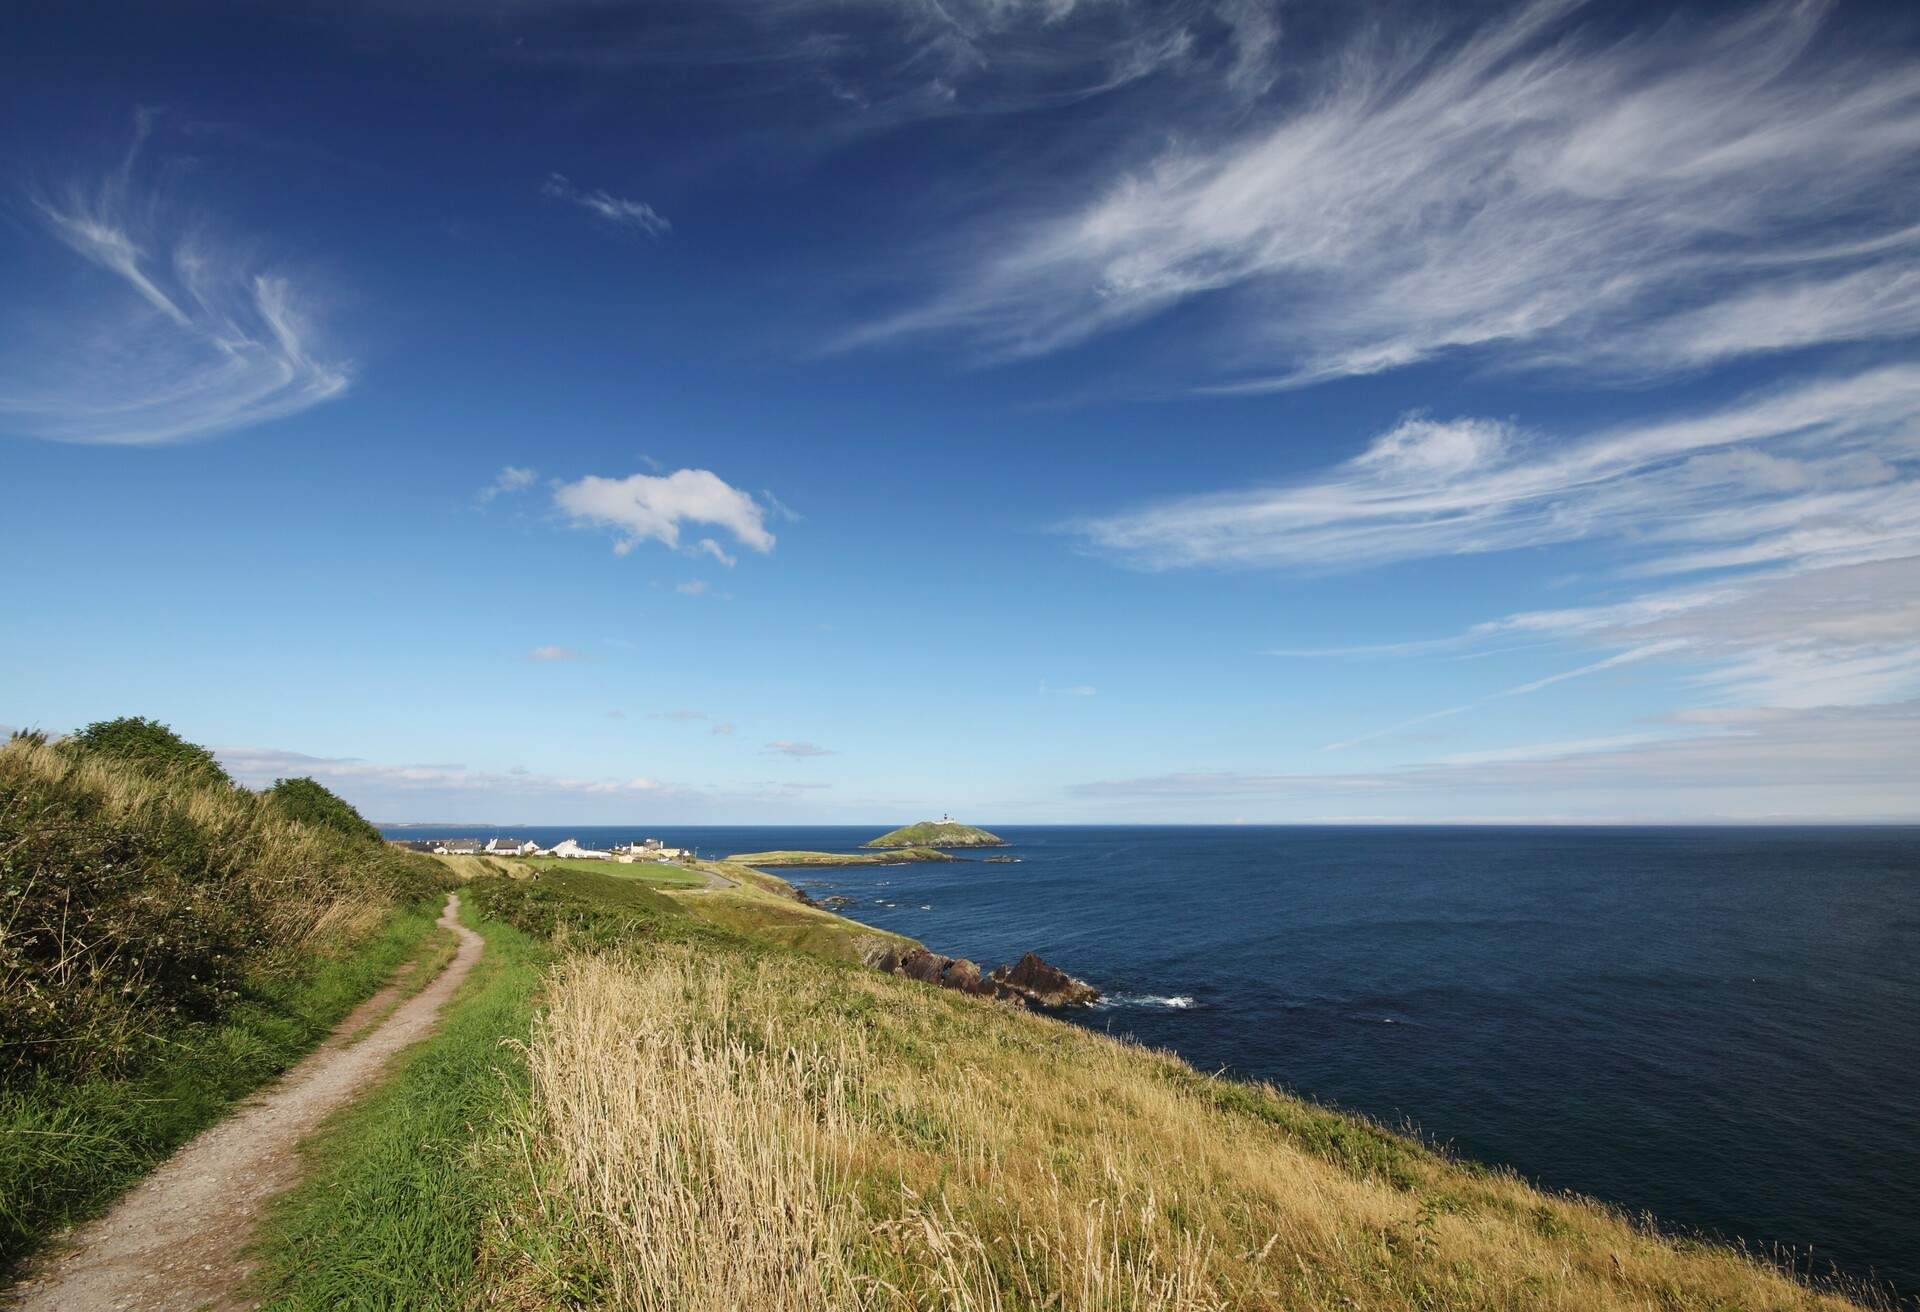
[0,736,442,1083]
[264,777,383,844]
[63,716,232,789]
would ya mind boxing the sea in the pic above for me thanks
[383,822,1920,1301]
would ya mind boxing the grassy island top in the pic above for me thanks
[864,819,1007,848]
[727,847,955,867]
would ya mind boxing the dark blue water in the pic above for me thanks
[387,823,1920,1300]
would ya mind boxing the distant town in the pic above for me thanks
[390,835,690,863]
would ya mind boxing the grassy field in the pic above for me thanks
[727,847,955,867]
[514,855,709,887]
[246,857,1878,1311]
[486,941,1875,1312]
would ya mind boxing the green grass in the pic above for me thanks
[725,846,955,866]
[0,895,448,1274]
[516,854,707,887]
[473,865,693,931]
[245,902,548,1311]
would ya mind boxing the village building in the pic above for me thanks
[485,837,537,856]
[551,837,614,860]
[432,838,483,855]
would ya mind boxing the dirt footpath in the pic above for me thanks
[4,892,485,1312]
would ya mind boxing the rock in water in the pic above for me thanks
[990,952,1102,1008]
[872,945,1098,1007]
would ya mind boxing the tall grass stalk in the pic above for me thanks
[498,945,1873,1312]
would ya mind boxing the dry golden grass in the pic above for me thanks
[491,945,1870,1312]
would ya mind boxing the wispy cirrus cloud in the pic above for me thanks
[528,644,581,661]
[216,743,837,820]
[1461,555,1920,712]
[0,112,351,445]
[553,468,776,559]
[1074,366,1920,576]
[1320,643,1687,752]
[647,710,736,738]
[540,173,670,237]
[220,745,673,798]
[1127,366,1920,754]
[1069,702,1920,821]
[505,0,1218,126]
[764,739,833,758]
[855,0,1920,387]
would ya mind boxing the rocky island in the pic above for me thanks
[864,815,1008,848]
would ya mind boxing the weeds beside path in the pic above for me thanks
[3,893,483,1312]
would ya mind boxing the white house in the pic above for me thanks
[551,837,613,860]
[433,839,482,855]
[485,837,537,856]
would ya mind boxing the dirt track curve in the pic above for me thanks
[4,891,484,1312]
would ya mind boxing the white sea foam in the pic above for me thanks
[1102,993,1196,1009]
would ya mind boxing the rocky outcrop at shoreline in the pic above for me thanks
[990,952,1101,1007]
[873,944,1100,1009]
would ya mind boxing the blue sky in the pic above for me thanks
[3,0,1917,823]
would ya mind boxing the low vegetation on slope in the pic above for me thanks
[727,847,956,867]
[474,935,1869,1312]
[0,722,445,1269]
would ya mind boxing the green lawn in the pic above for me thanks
[516,855,707,887]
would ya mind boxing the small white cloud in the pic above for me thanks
[676,579,711,596]
[479,465,538,505]
[541,173,671,237]
[693,538,737,567]
[764,739,834,758]
[651,709,708,722]
[528,644,580,661]
[711,721,737,737]
[554,467,775,559]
